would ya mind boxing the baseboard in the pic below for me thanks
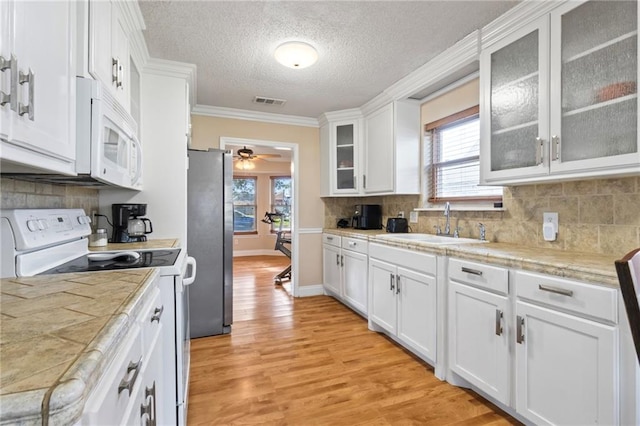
[296,284,325,297]
[233,250,285,257]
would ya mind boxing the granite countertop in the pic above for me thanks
[324,229,620,287]
[0,239,178,425]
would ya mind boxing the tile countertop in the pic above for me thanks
[324,229,621,288]
[0,268,158,425]
[0,239,180,424]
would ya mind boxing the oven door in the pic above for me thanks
[176,256,196,425]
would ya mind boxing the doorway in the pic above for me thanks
[220,137,298,297]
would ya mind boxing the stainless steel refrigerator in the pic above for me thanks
[187,148,233,337]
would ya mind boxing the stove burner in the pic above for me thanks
[40,249,181,275]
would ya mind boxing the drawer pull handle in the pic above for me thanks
[340,255,344,267]
[396,274,401,294]
[538,284,573,297]
[118,356,142,395]
[389,273,395,291]
[516,316,525,344]
[495,309,503,336]
[326,236,334,241]
[461,267,483,276]
[151,305,164,323]
[141,381,157,425]
[336,253,339,266]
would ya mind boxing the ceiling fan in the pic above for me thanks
[234,146,281,170]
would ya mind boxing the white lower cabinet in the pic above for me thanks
[322,237,342,296]
[342,246,368,314]
[448,259,510,405]
[514,271,618,425]
[448,282,509,404]
[80,276,166,425]
[322,233,368,316]
[369,244,437,363]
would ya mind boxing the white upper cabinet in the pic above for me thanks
[319,110,362,196]
[480,0,639,185]
[89,0,130,111]
[0,0,76,174]
[363,100,421,195]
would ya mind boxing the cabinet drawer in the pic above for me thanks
[140,287,163,352]
[369,243,436,275]
[323,233,341,247]
[515,271,617,323]
[448,258,508,295]
[342,237,368,254]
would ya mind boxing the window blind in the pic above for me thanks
[426,108,502,202]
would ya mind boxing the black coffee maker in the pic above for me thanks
[111,203,152,243]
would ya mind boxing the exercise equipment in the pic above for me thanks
[261,212,291,284]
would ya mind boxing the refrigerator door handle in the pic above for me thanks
[183,256,197,285]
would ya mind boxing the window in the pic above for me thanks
[425,106,502,202]
[232,176,257,233]
[270,176,291,232]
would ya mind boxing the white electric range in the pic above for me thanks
[0,208,195,426]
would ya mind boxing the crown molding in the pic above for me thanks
[481,0,561,49]
[319,108,363,126]
[192,105,319,128]
[360,91,394,117]
[144,59,197,104]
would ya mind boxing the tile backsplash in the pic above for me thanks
[1,177,99,214]
[322,177,640,256]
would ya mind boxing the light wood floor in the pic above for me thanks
[188,256,518,425]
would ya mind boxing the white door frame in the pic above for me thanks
[220,136,299,297]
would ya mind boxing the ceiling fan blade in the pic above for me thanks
[254,154,281,158]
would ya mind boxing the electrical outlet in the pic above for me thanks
[543,212,558,241]
[398,211,405,218]
[234,238,239,245]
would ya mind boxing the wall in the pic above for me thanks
[98,72,190,245]
[322,177,640,256]
[1,178,99,213]
[191,114,323,288]
[233,160,291,255]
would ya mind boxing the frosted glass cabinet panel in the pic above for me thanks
[335,123,355,190]
[552,0,638,168]
[480,17,550,183]
[490,30,541,170]
[481,0,639,185]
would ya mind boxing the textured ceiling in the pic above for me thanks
[139,1,518,118]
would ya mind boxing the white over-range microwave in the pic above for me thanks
[75,77,143,190]
[1,78,143,189]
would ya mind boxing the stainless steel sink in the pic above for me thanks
[376,233,486,245]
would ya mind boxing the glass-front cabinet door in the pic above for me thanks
[332,120,359,193]
[480,17,550,184]
[550,0,638,174]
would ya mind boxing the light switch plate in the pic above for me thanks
[409,211,418,224]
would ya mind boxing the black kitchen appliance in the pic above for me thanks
[386,217,409,233]
[352,204,382,230]
[111,203,152,243]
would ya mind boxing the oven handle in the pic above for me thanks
[183,256,197,286]
[87,251,140,262]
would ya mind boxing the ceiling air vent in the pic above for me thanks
[253,96,286,107]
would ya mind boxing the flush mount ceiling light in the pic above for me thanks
[274,41,318,69]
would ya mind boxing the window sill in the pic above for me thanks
[415,206,505,212]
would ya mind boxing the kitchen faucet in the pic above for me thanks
[443,202,451,236]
